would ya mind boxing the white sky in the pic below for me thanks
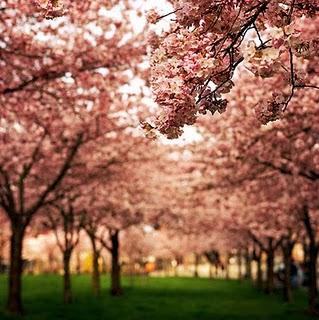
[31,1,200,145]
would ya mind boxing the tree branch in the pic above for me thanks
[26,133,83,219]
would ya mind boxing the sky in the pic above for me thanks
[32,0,202,145]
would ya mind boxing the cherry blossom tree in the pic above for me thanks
[227,75,317,309]
[1,0,148,313]
[43,194,85,304]
[82,210,104,297]
[75,136,170,296]
[93,167,154,296]
[147,2,319,138]
[191,53,318,307]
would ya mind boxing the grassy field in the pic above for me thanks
[0,275,314,320]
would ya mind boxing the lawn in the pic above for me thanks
[0,275,314,320]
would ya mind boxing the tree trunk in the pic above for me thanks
[225,264,230,280]
[89,235,100,296]
[302,205,319,314]
[209,264,213,278]
[265,241,275,294]
[225,253,230,280]
[256,255,263,289]
[302,238,310,268]
[110,230,122,296]
[253,244,263,289]
[245,247,252,280]
[7,226,25,315]
[63,250,72,304]
[308,243,318,313]
[194,253,200,278]
[237,249,243,281]
[282,241,293,302]
[215,264,219,277]
[174,261,180,277]
[76,251,81,275]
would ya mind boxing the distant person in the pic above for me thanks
[291,260,303,288]
[291,260,298,288]
[275,260,303,289]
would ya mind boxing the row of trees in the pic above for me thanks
[145,0,319,312]
[183,46,318,310]
[1,0,319,317]
[0,0,155,314]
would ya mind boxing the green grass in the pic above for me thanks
[0,275,314,320]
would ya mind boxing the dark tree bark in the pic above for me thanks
[174,265,179,277]
[205,251,220,278]
[256,255,263,289]
[252,243,264,289]
[281,238,294,302]
[110,230,122,296]
[237,249,243,281]
[225,253,230,280]
[1,134,83,315]
[194,253,200,278]
[89,235,101,296]
[245,247,252,280]
[209,264,213,278]
[47,200,83,304]
[252,236,282,293]
[252,241,263,289]
[7,223,25,314]
[302,205,319,314]
[308,244,318,313]
[63,250,72,304]
[302,238,310,268]
[174,255,183,277]
[265,239,275,294]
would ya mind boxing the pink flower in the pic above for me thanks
[146,9,160,24]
